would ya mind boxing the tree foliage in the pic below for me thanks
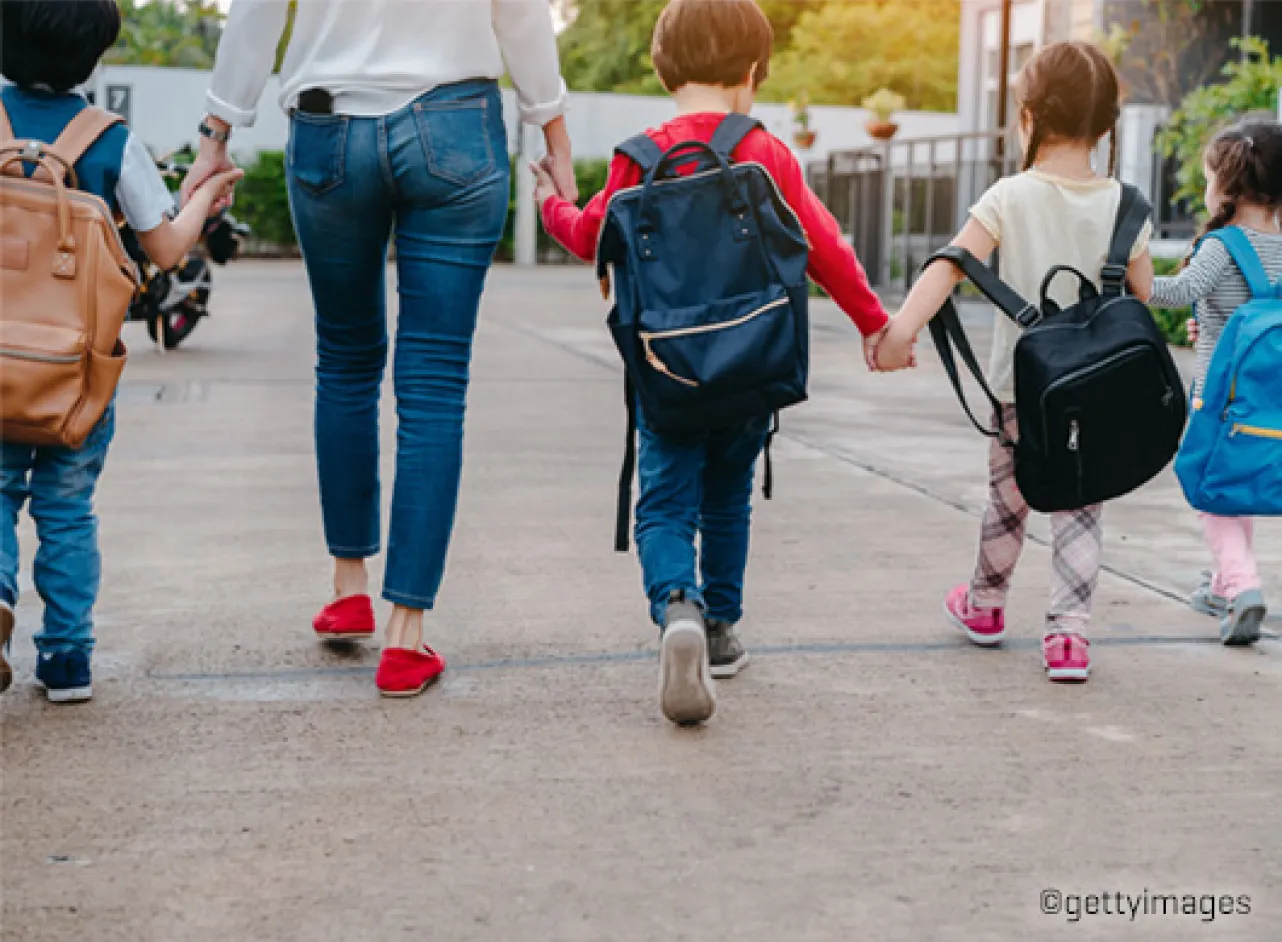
[556,0,954,108]
[107,0,224,69]
[1157,38,1282,214]
[768,1,958,110]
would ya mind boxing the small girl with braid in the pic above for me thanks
[875,41,1154,682]
[1150,117,1282,645]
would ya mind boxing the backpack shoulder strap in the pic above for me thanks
[615,133,664,175]
[930,246,1041,327]
[46,106,124,171]
[708,113,762,159]
[1102,182,1152,296]
[1203,226,1273,299]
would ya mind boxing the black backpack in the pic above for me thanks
[926,184,1187,513]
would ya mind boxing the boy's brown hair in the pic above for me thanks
[651,0,774,92]
[1015,40,1121,175]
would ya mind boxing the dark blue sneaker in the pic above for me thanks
[35,649,93,703]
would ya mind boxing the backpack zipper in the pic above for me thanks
[1230,423,1282,440]
[0,347,80,365]
[639,296,790,388]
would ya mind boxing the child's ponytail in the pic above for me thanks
[1015,41,1120,176]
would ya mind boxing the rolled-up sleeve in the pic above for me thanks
[206,0,292,127]
[492,0,568,126]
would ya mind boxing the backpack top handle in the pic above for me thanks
[635,140,752,250]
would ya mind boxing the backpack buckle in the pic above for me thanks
[1015,304,1042,328]
[1101,263,1128,288]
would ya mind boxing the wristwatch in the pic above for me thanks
[198,119,232,144]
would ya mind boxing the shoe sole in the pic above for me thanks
[710,651,749,680]
[316,631,375,642]
[1190,597,1228,619]
[378,672,443,699]
[1221,594,1266,647]
[0,605,13,694]
[943,601,1005,647]
[1045,664,1090,682]
[659,622,715,726]
[44,685,93,703]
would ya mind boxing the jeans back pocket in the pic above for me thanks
[413,97,497,187]
[288,113,349,195]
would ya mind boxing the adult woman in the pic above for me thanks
[184,0,574,697]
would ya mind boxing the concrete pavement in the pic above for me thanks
[3,262,1281,941]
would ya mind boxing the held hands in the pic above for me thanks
[181,133,238,215]
[1187,318,1199,344]
[868,317,918,372]
[188,167,245,213]
[530,157,561,207]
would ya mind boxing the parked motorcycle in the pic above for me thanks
[121,160,250,350]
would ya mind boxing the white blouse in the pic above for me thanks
[206,0,567,127]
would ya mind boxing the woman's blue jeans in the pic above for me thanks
[286,81,509,609]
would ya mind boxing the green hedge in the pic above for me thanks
[229,151,611,260]
[1152,256,1191,347]
[235,150,297,248]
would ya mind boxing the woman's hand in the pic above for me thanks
[181,118,238,212]
[541,116,578,203]
[1187,318,1200,343]
[530,158,560,207]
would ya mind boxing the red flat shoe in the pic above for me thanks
[376,646,446,698]
[313,595,376,641]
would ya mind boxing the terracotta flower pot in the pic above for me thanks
[865,120,899,141]
[792,129,817,150]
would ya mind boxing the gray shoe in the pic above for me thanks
[706,620,750,679]
[1190,571,1230,619]
[1220,589,1267,646]
[658,593,715,726]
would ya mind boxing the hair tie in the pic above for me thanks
[1244,135,1256,149]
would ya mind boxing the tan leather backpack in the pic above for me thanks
[0,100,139,449]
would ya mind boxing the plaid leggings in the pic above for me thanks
[970,406,1103,635]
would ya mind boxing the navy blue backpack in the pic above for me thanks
[597,114,811,549]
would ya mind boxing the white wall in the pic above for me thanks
[89,66,958,163]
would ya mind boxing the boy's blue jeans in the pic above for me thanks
[285,81,509,609]
[0,407,115,655]
[635,409,770,628]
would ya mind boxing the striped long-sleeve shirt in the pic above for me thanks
[1151,228,1282,387]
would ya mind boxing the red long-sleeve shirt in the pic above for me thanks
[540,112,888,336]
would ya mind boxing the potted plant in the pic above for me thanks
[862,88,905,141]
[790,92,817,150]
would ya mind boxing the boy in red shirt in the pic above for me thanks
[534,0,887,726]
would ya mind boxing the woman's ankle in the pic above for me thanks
[332,557,369,599]
[385,605,425,650]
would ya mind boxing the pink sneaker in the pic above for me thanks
[944,584,1006,646]
[1043,632,1091,682]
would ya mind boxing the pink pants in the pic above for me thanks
[1200,514,1260,597]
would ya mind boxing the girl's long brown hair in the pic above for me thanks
[1197,117,1282,242]
[1014,41,1121,175]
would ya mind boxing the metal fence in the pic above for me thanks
[808,130,1018,296]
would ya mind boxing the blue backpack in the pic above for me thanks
[597,114,811,549]
[1175,226,1282,515]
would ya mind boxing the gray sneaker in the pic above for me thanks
[706,620,750,679]
[1220,589,1267,647]
[658,592,715,726]
[1190,572,1230,619]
